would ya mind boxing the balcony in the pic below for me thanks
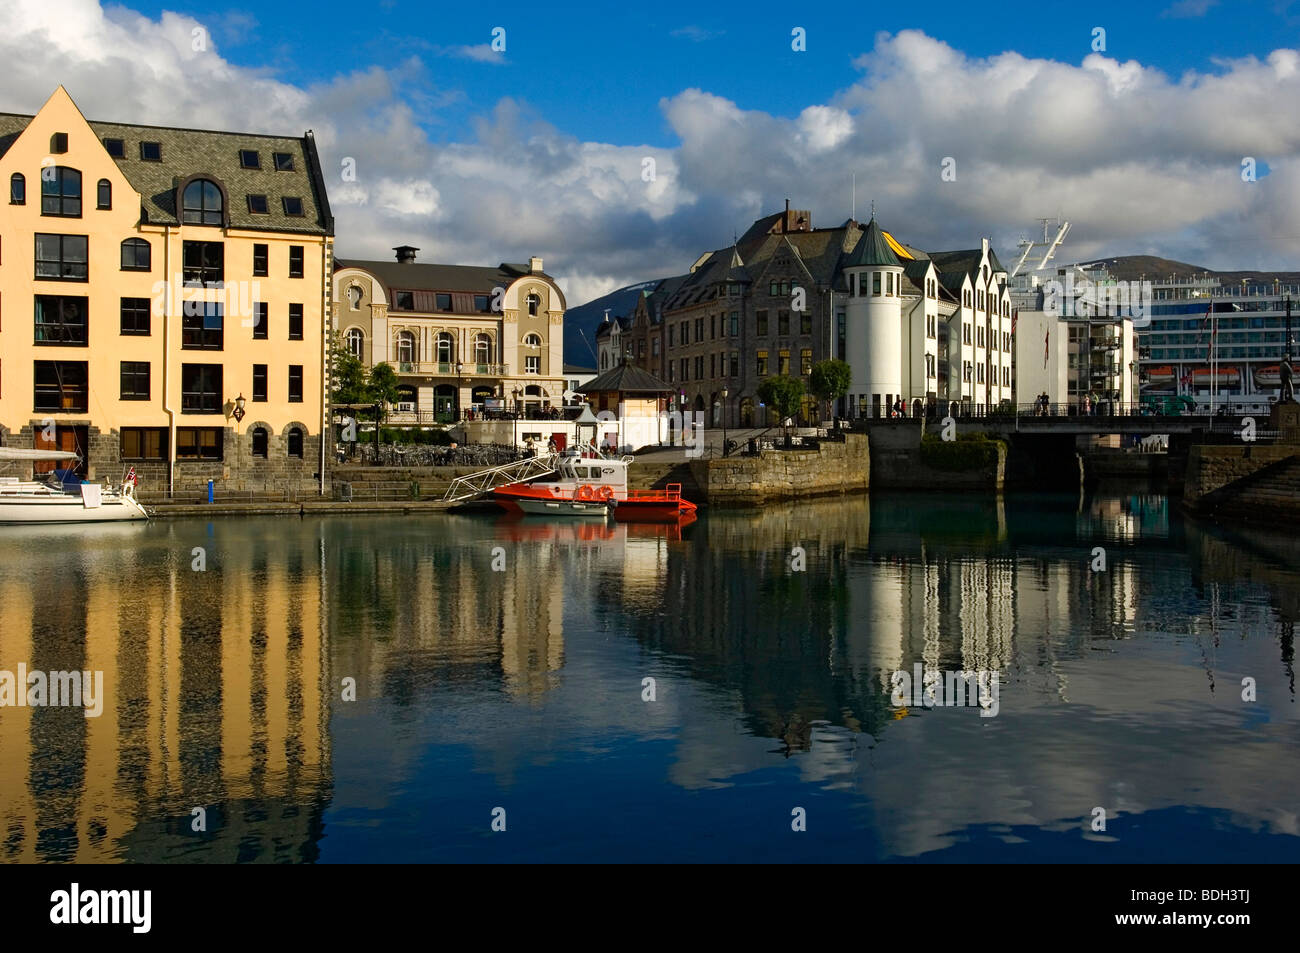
[393,362,509,377]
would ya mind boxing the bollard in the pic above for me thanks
[207,479,214,504]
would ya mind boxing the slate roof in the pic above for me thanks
[928,246,1007,278]
[578,362,674,394]
[336,259,544,295]
[0,111,333,235]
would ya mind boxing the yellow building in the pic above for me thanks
[332,249,565,424]
[0,87,334,495]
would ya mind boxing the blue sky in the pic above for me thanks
[7,0,1300,304]
[126,0,1300,148]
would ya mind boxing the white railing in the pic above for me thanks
[441,453,558,503]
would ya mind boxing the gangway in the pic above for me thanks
[441,453,558,503]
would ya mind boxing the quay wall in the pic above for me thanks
[1184,445,1300,520]
[687,434,869,505]
[867,424,1008,492]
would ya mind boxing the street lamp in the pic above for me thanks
[721,386,729,456]
[232,393,246,423]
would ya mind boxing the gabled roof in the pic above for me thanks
[843,218,900,268]
[336,259,548,295]
[0,98,332,235]
[928,246,1007,279]
[578,362,674,395]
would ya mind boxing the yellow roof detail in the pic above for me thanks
[882,231,914,260]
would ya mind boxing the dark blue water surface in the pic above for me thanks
[0,489,1297,862]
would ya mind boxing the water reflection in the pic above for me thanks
[0,491,1296,863]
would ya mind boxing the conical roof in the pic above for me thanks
[843,218,900,268]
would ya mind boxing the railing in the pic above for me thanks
[393,362,509,376]
[441,453,559,503]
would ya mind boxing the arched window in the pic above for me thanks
[526,292,540,316]
[97,178,111,210]
[435,332,454,364]
[287,427,304,458]
[181,178,223,225]
[473,333,492,366]
[120,238,151,271]
[41,166,81,216]
[251,427,268,458]
[347,285,362,309]
[345,328,364,359]
[10,172,25,204]
[395,330,415,363]
[523,333,542,348]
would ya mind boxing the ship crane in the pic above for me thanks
[1010,218,1070,277]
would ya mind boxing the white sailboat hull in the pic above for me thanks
[0,488,149,524]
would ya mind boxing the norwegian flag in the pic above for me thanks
[1011,308,1018,335]
[125,466,138,486]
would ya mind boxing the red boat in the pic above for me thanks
[612,484,698,523]
[493,451,697,524]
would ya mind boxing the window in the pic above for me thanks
[473,333,491,365]
[120,361,150,400]
[120,297,151,335]
[711,314,716,339]
[778,349,790,375]
[288,303,303,341]
[435,293,452,311]
[281,196,304,217]
[730,311,739,336]
[41,167,81,216]
[252,302,268,339]
[652,338,660,356]
[120,238,151,271]
[801,312,811,335]
[695,317,704,341]
[34,360,88,412]
[394,291,414,310]
[523,332,542,349]
[120,428,167,461]
[182,241,224,284]
[730,352,739,377]
[176,428,222,460]
[287,427,304,458]
[103,138,125,158]
[288,365,303,402]
[963,323,972,345]
[680,358,688,381]
[873,273,881,296]
[239,149,261,169]
[140,141,162,162]
[474,294,490,313]
[10,172,24,204]
[273,152,295,171]
[181,364,222,413]
[756,310,768,335]
[525,355,540,374]
[34,295,88,345]
[182,303,223,350]
[247,194,269,214]
[395,331,415,363]
[96,179,111,210]
[182,179,223,225]
[801,348,812,375]
[527,292,540,317]
[757,350,768,376]
[251,427,268,457]
[252,364,268,401]
[288,245,303,278]
[695,355,703,379]
[681,320,688,343]
[667,326,674,347]
[435,332,454,364]
[346,328,364,359]
[779,311,790,335]
[35,234,88,280]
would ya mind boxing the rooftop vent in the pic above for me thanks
[394,245,419,264]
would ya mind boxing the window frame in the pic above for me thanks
[288,364,303,403]
[35,233,88,282]
[252,364,268,402]
[40,166,82,217]
[281,196,304,217]
[120,238,151,271]
[288,245,303,278]
[139,141,162,162]
[246,193,269,214]
[34,295,89,346]
[288,303,303,341]
[181,179,224,226]
[119,296,151,336]
[96,178,111,210]
[180,364,223,415]
[119,360,151,400]
[239,149,261,169]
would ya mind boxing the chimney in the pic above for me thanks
[529,256,543,274]
[784,198,790,233]
[393,245,419,264]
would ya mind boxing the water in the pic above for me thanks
[0,489,1297,863]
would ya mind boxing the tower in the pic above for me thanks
[843,218,905,416]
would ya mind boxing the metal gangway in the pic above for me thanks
[441,453,558,503]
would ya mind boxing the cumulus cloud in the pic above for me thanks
[1,3,1297,309]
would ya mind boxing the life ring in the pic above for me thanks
[575,484,596,501]
[595,485,615,501]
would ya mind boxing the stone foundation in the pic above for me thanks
[687,433,869,504]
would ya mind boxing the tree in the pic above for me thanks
[329,333,370,406]
[757,375,805,429]
[368,363,402,426]
[808,359,852,423]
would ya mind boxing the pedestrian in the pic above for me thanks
[547,436,557,454]
[1083,393,1091,416]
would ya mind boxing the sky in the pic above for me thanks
[4,0,1300,305]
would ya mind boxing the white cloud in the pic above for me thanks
[2,4,1299,308]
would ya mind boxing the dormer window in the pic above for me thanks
[182,179,223,225]
[140,141,161,162]
[281,196,304,217]
[239,149,261,169]
[246,194,269,214]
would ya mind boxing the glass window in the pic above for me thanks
[239,149,261,169]
[176,428,222,460]
[140,141,162,161]
[253,243,268,277]
[41,167,81,216]
[246,194,269,214]
[288,365,303,402]
[120,238,151,271]
[103,138,125,158]
[120,297,151,335]
[182,179,223,225]
[288,245,303,278]
[757,350,768,376]
[33,361,88,412]
[436,293,452,311]
[873,273,881,295]
[251,427,268,457]
[282,196,304,217]
[120,428,167,460]
[182,303,224,350]
[35,233,88,280]
[287,427,304,458]
[252,364,268,401]
[252,302,268,340]
[96,179,111,210]
[10,172,25,204]
[120,361,150,400]
[756,310,768,335]
[273,152,295,171]
[34,295,88,345]
[346,328,364,359]
[182,241,223,284]
[288,303,303,341]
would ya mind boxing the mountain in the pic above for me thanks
[562,279,663,368]
[1078,255,1300,285]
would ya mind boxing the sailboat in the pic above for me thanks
[0,448,149,524]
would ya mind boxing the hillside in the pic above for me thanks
[562,279,663,368]
[1079,254,1300,284]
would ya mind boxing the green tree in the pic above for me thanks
[757,375,805,428]
[329,333,370,406]
[368,362,402,425]
[808,359,852,423]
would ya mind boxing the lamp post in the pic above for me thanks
[721,386,729,456]
[232,393,246,424]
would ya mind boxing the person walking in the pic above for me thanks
[1082,393,1091,416]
